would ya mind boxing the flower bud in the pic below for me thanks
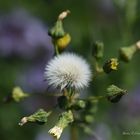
[84,114,95,124]
[48,19,65,38]
[19,109,51,126]
[103,58,119,73]
[106,85,127,103]
[92,41,104,60]
[12,87,29,102]
[48,126,63,140]
[73,100,86,110]
[48,110,73,140]
[119,44,137,62]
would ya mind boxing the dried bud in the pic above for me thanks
[119,45,137,62]
[48,110,73,140]
[19,117,28,126]
[12,87,29,102]
[103,58,119,73]
[92,41,104,60]
[19,109,51,126]
[136,40,140,50]
[106,85,127,103]
[58,10,70,20]
[48,126,63,140]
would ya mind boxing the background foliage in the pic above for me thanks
[0,0,140,140]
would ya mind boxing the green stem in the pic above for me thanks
[88,95,107,101]
[55,45,59,55]
[95,61,103,73]
[70,124,78,140]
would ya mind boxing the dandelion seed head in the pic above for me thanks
[44,53,91,90]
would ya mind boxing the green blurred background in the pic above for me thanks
[0,0,140,140]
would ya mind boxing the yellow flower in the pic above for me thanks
[110,58,119,70]
[55,33,71,50]
[103,58,119,73]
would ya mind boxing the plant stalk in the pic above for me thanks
[70,124,78,140]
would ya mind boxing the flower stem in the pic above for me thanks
[95,61,103,73]
[55,44,59,55]
[88,95,107,101]
[70,124,78,140]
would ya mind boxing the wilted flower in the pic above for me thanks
[48,110,73,140]
[44,53,91,90]
[19,109,51,126]
[48,126,63,140]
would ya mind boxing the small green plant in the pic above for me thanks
[8,10,140,140]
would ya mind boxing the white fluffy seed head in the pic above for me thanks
[44,53,92,90]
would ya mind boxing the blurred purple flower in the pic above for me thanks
[6,9,55,93]
[35,129,69,140]
[122,85,140,117]
[94,123,111,140]
[0,9,53,59]
[17,65,46,93]
[16,56,52,93]
[35,131,52,140]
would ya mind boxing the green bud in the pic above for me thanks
[119,45,137,62]
[84,114,94,124]
[83,126,93,135]
[48,19,65,38]
[103,58,119,73]
[73,100,86,110]
[107,85,127,103]
[48,110,73,140]
[92,41,104,60]
[12,87,29,102]
[57,110,74,128]
[19,109,51,126]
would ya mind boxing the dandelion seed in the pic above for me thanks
[44,53,91,90]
